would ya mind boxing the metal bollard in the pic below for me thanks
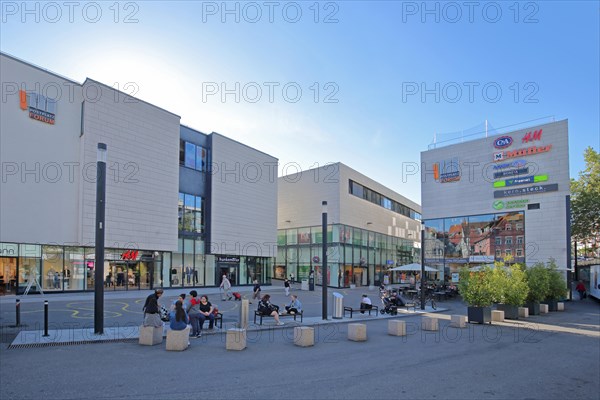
[16,299,21,327]
[43,300,49,337]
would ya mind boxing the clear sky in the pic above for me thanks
[1,1,598,204]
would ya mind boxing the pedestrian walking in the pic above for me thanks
[252,279,261,300]
[576,280,587,299]
[220,274,232,300]
[284,278,290,296]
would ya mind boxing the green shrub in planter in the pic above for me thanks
[492,263,528,319]
[458,266,498,307]
[546,259,568,301]
[525,262,550,303]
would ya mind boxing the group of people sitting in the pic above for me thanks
[142,289,217,338]
[257,294,302,326]
[143,289,303,334]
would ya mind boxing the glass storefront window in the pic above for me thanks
[194,240,204,286]
[161,252,171,288]
[339,225,352,243]
[276,247,286,263]
[298,227,311,244]
[183,239,194,286]
[311,226,322,244]
[277,231,286,246]
[205,254,216,286]
[42,245,63,290]
[353,228,362,246]
[298,247,310,264]
[18,257,40,294]
[287,229,298,245]
[64,247,84,291]
[286,248,297,264]
[171,239,183,286]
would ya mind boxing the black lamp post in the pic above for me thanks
[94,143,107,334]
[420,221,425,310]
[322,201,328,320]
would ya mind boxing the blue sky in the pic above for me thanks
[1,1,598,203]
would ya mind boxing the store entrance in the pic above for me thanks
[218,266,238,286]
[107,261,147,290]
[0,257,17,295]
[353,267,368,287]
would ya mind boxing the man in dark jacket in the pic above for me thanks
[143,288,164,327]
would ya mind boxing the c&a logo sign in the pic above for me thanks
[19,90,56,125]
[493,136,513,149]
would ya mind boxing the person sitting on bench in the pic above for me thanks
[258,294,284,326]
[360,294,373,314]
[284,295,302,315]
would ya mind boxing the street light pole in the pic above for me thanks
[420,221,425,310]
[94,143,107,334]
[322,201,328,320]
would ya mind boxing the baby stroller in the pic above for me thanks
[380,292,406,315]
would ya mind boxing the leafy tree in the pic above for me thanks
[571,147,600,258]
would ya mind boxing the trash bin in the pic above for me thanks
[332,292,343,319]
[301,280,309,291]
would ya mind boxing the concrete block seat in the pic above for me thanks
[492,310,505,322]
[166,326,190,351]
[450,315,466,328]
[388,320,406,336]
[226,328,247,351]
[421,316,438,331]
[139,325,163,346]
[294,326,315,347]
[348,323,367,341]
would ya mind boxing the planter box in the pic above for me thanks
[467,306,492,324]
[525,302,540,315]
[543,300,558,312]
[496,304,520,320]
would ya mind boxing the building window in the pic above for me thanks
[495,249,502,257]
[180,140,208,172]
[179,192,204,233]
[516,223,523,231]
[506,224,512,231]
[516,236,524,245]
[495,237,502,246]
[505,237,513,245]
[505,249,512,256]
[348,179,418,219]
[516,248,523,257]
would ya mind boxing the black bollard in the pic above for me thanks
[16,299,21,327]
[43,300,49,337]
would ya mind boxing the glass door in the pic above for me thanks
[0,257,17,295]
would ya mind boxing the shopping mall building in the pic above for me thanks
[277,163,422,288]
[0,53,277,294]
[420,120,570,279]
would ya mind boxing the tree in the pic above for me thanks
[571,147,600,258]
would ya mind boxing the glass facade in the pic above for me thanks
[424,211,525,281]
[277,224,417,288]
[0,242,169,294]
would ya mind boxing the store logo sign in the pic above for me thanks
[493,136,513,149]
[493,174,548,188]
[493,199,530,210]
[433,157,460,183]
[19,90,56,125]
[493,167,529,179]
[522,129,542,143]
[494,145,552,161]
[121,250,139,260]
[493,184,558,198]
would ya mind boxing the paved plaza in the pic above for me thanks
[0,285,598,400]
